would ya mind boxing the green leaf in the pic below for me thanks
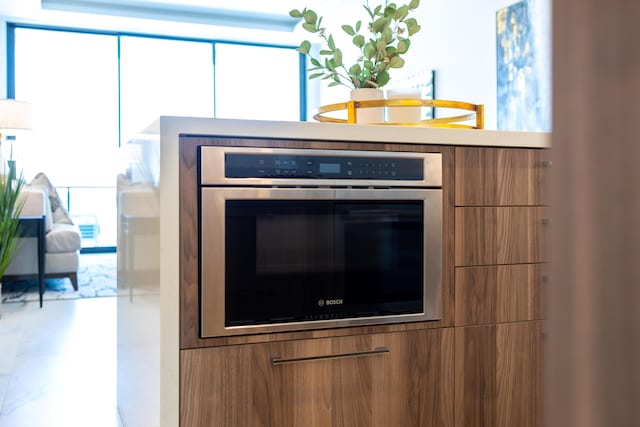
[289,9,302,18]
[397,38,410,54]
[382,26,392,43]
[319,49,333,55]
[374,61,387,73]
[372,17,389,33]
[328,34,336,50]
[302,23,317,33]
[386,46,397,57]
[297,40,311,54]
[394,6,409,21]
[389,56,405,68]
[349,64,362,76]
[310,57,321,66]
[355,20,362,32]
[384,5,396,17]
[303,10,317,24]
[376,39,387,58]
[373,5,382,16]
[376,71,390,87]
[333,48,343,66]
[353,34,365,48]
[328,81,341,87]
[364,42,376,59]
[309,72,324,79]
[325,58,335,71]
[342,25,355,36]
[404,18,421,36]
[408,23,421,36]
[409,0,420,9]
[363,60,374,71]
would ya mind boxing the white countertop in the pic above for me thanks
[144,116,550,149]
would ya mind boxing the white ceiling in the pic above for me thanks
[39,0,332,31]
[128,0,325,14]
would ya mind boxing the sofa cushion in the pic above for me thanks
[46,223,81,253]
[29,173,74,225]
[20,188,54,232]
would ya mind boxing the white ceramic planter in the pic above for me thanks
[350,88,385,124]
[386,87,423,123]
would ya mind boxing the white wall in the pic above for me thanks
[413,0,551,130]
[412,0,517,129]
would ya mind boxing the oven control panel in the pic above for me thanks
[225,153,424,180]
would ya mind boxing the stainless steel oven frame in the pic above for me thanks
[199,147,443,338]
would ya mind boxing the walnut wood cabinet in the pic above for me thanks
[454,321,542,427]
[178,139,547,426]
[180,328,454,427]
[453,147,548,427]
[455,206,547,266]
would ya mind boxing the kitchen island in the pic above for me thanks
[117,117,549,427]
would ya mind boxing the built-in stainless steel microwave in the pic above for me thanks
[199,146,442,338]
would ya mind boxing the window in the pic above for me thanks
[214,43,302,121]
[13,28,119,247]
[9,24,305,250]
[119,36,215,145]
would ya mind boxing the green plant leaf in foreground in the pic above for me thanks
[290,1,422,89]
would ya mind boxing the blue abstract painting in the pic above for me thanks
[496,0,551,131]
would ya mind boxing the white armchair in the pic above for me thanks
[3,186,82,290]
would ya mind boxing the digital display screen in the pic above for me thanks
[319,163,340,174]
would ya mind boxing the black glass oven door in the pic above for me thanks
[333,201,424,317]
[224,198,424,327]
[225,200,336,326]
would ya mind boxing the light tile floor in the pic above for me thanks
[0,297,123,427]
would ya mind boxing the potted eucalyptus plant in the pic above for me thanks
[290,0,421,122]
[0,171,24,306]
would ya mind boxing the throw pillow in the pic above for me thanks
[29,173,74,225]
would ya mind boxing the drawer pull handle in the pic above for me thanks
[272,347,390,365]
[541,160,553,168]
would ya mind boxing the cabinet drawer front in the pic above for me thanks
[180,329,454,427]
[455,147,549,206]
[455,206,548,266]
[455,264,546,326]
[455,322,542,427]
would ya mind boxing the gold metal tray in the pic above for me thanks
[313,99,484,129]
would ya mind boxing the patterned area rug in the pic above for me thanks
[1,253,116,304]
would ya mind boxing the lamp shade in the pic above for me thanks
[0,99,33,131]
